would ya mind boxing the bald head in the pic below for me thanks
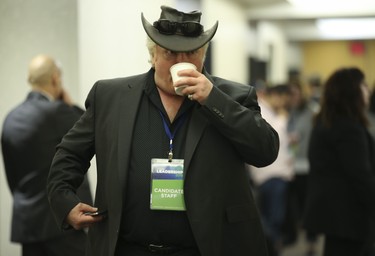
[28,54,60,87]
[27,54,63,100]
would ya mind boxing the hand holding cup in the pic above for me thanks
[170,62,197,96]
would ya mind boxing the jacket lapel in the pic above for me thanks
[183,70,213,175]
[117,80,145,188]
[183,107,208,177]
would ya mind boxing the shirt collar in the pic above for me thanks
[31,89,55,102]
[144,68,195,123]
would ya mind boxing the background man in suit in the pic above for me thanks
[47,5,279,256]
[1,54,92,256]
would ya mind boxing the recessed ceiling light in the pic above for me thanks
[316,18,375,39]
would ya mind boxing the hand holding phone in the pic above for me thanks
[84,210,108,217]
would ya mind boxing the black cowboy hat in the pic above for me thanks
[141,5,218,52]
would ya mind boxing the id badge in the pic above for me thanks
[150,158,186,211]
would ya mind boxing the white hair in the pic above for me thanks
[145,37,209,67]
[146,37,157,66]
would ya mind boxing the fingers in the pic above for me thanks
[78,203,98,213]
[65,203,105,230]
[180,79,213,104]
[174,70,213,104]
[60,88,74,106]
[176,68,198,78]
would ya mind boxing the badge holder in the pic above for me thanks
[150,158,186,211]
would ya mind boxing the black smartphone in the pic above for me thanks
[84,210,108,217]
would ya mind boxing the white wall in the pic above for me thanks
[201,0,290,85]
[77,0,172,101]
[202,0,249,84]
[0,0,79,255]
[256,21,289,84]
[287,42,304,73]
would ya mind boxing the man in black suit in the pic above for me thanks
[1,54,92,256]
[47,5,279,256]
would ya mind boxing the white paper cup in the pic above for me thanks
[170,62,197,96]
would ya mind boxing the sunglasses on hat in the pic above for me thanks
[153,19,203,37]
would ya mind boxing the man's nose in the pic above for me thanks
[175,52,189,63]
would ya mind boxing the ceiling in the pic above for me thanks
[230,0,375,41]
[234,0,287,8]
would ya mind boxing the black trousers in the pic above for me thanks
[22,230,87,256]
[115,242,201,256]
[324,235,375,256]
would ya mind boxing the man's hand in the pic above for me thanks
[60,88,74,106]
[65,203,105,230]
[176,69,213,104]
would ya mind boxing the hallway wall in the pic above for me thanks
[0,0,79,255]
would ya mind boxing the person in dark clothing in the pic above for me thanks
[1,54,92,256]
[304,67,375,256]
[46,5,280,256]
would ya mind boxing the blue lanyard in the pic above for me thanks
[159,111,187,162]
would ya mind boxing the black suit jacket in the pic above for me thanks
[304,117,375,241]
[1,91,92,243]
[47,70,279,256]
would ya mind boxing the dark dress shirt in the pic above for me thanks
[120,74,197,248]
